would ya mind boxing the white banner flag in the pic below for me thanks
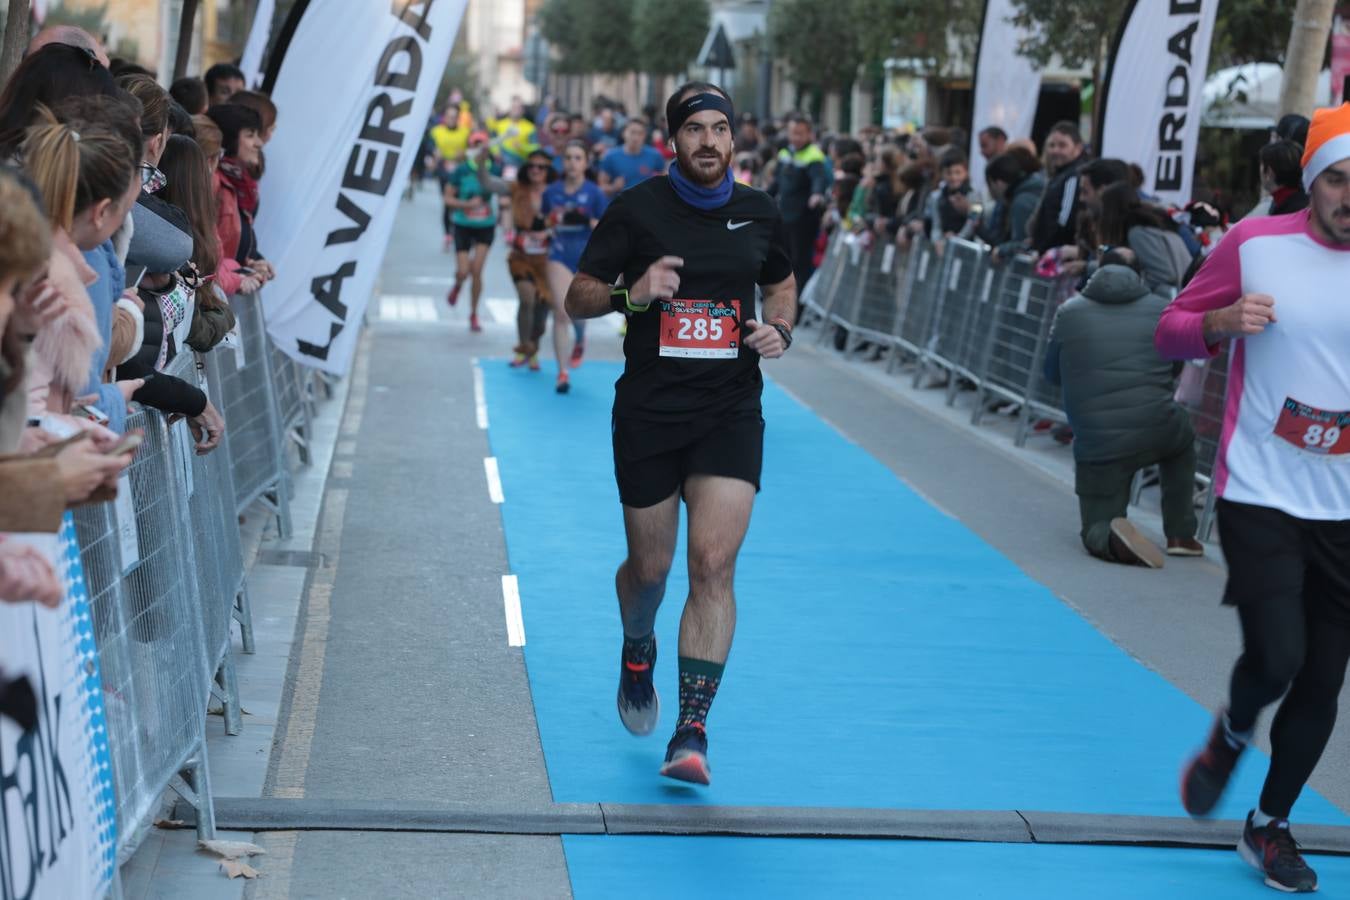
[1099,0,1219,206]
[0,518,117,900]
[969,0,1043,190]
[256,0,467,376]
[238,0,275,89]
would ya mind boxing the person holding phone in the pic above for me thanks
[562,83,796,785]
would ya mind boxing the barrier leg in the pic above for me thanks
[170,744,216,843]
[1198,482,1220,541]
[1129,467,1156,506]
[944,372,963,407]
[234,585,256,654]
[315,370,337,401]
[260,472,294,539]
[212,652,243,736]
[1013,402,1035,448]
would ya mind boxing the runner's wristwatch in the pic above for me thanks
[610,285,651,314]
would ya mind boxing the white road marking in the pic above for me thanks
[502,574,526,647]
[483,297,518,324]
[378,294,438,321]
[472,363,488,429]
[484,456,504,504]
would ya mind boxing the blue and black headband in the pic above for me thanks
[669,92,735,135]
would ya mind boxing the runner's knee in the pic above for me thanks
[625,555,672,592]
[1243,636,1306,693]
[688,545,736,587]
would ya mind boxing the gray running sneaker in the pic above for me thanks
[617,645,659,736]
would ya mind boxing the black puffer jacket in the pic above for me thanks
[1030,155,1086,253]
[1043,264,1191,463]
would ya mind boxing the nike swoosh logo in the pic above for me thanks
[726,220,751,231]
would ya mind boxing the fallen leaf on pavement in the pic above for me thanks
[219,859,260,879]
[153,818,186,829]
[199,839,267,859]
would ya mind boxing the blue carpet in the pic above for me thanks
[562,835,1350,899]
[483,360,1348,823]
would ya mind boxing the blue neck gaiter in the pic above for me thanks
[668,161,734,210]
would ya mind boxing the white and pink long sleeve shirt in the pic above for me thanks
[1156,211,1350,521]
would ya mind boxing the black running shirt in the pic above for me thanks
[577,176,793,422]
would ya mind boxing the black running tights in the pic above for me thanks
[1229,603,1350,817]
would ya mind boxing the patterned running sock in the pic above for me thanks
[676,657,725,731]
[623,632,657,669]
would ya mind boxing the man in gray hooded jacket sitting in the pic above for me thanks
[1043,248,1204,568]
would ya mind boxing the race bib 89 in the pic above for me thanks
[1273,397,1350,457]
[659,299,741,359]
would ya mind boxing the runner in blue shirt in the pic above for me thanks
[598,118,668,198]
[542,140,608,393]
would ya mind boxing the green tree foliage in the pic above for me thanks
[1211,0,1298,68]
[1007,0,1123,86]
[537,0,588,73]
[768,0,862,90]
[633,0,709,76]
[538,0,634,75]
[851,0,982,76]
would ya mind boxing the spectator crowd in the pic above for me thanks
[0,31,282,705]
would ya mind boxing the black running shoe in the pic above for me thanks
[1239,812,1318,893]
[1180,711,1246,817]
[659,723,710,785]
[616,640,659,736]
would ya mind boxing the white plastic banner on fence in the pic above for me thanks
[256,0,468,376]
[0,516,117,900]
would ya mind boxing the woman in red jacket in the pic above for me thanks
[205,104,273,293]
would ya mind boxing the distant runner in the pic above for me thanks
[541,140,607,393]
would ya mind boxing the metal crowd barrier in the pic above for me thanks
[802,230,1227,537]
[74,405,217,863]
[219,293,293,538]
[73,289,331,869]
[1175,348,1230,540]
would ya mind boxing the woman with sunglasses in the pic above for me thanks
[505,151,557,369]
[541,140,608,393]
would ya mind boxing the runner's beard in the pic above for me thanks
[1317,203,1350,245]
[678,144,733,186]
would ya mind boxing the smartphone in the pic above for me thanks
[74,404,110,426]
[105,433,143,456]
[237,266,257,276]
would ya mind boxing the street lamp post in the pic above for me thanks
[757,0,773,121]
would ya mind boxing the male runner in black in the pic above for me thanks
[564,82,797,785]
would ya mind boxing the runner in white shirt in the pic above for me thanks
[1158,102,1350,894]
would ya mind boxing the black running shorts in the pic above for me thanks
[1217,498,1350,625]
[453,224,495,252]
[611,411,764,508]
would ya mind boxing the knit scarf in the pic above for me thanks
[218,157,260,217]
[668,160,733,210]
